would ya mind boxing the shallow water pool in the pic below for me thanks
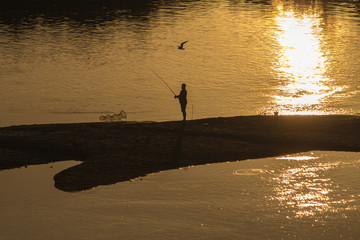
[0,151,359,239]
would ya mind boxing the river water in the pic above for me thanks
[1,0,360,126]
[0,151,359,239]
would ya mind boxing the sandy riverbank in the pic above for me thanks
[0,115,359,192]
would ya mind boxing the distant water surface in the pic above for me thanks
[1,0,360,126]
[0,151,359,239]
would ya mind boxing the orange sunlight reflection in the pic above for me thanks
[272,11,343,115]
[271,153,357,219]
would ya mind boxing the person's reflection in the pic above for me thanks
[172,123,185,165]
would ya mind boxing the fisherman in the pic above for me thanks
[174,83,187,121]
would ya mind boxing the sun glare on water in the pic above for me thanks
[271,10,344,115]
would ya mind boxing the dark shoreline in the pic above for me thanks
[0,115,359,192]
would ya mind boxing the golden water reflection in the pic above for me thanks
[271,153,358,219]
[272,10,344,115]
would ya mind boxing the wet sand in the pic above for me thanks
[0,115,359,192]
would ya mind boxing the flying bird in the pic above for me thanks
[178,41,188,50]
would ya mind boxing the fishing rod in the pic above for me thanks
[146,66,176,96]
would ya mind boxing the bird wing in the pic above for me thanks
[180,41,188,47]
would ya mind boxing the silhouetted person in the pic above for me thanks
[174,83,187,121]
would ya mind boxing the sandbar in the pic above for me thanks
[0,115,359,192]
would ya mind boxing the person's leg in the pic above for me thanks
[182,111,186,121]
[181,103,187,121]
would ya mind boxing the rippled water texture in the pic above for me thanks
[1,0,360,126]
[0,151,359,239]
